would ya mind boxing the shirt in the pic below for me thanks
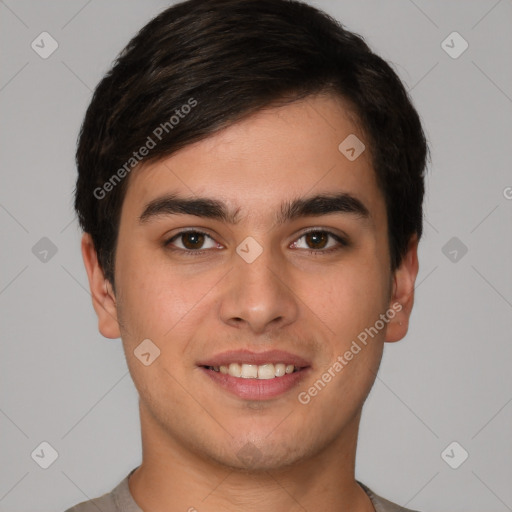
[64,467,420,512]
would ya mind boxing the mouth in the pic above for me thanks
[198,350,311,400]
[203,362,302,379]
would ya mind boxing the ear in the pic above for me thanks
[81,232,121,339]
[385,234,419,343]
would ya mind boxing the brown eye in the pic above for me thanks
[165,230,218,254]
[304,231,329,249]
[291,229,348,254]
[181,231,206,249]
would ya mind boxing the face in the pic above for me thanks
[83,93,418,472]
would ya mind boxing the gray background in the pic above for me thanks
[1,0,511,511]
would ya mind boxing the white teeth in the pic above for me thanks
[274,363,286,377]
[241,364,258,378]
[215,362,299,379]
[228,363,242,377]
[257,364,275,379]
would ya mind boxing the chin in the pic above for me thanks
[207,435,314,474]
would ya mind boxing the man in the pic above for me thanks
[67,0,428,510]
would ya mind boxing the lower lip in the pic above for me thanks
[200,367,310,400]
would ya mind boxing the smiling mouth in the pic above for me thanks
[202,363,303,379]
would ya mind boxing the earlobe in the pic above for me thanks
[81,233,121,339]
[385,234,419,343]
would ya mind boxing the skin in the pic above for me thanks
[82,93,419,512]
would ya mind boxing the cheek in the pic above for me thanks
[308,259,389,335]
[115,248,219,346]
[115,245,172,339]
[299,265,387,414]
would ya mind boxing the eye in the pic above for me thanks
[291,229,348,254]
[164,230,219,255]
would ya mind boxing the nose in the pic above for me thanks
[218,240,299,335]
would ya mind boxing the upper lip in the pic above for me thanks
[198,349,311,368]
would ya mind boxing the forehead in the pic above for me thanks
[121,94,384,225]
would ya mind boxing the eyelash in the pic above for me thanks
[163,229,349,257]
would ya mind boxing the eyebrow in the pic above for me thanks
[138,191,371,226]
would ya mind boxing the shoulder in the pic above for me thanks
[63,490,116,512]
[63,467,140,512]
[357,480,422,512]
